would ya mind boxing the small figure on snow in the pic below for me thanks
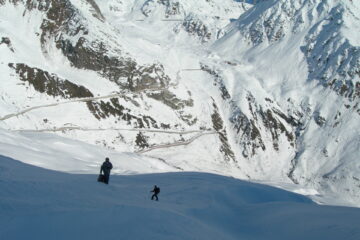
[151,185,160,201]
[100,157,113,184]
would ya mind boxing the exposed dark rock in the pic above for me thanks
[231,106,265,158]
[30,0,160,93]
[182,14,211,42]
[302,6,360,100]
[260,109,295,149]
[9,63,93,98]
[142,0,182,18]
[211,101,236,162]
[161,123,170,129]
[85,0,105,21]
[231,93,296,157]
[162,0,181,17]
[1,37,10,45]
[265,98,273,103]
[57,38,171,92]
[129,64,171,92]
[288,151,301,184]
[135,132,149,150]
[147,90,193,110]
[86,98,164,129]
[314,112,326,127]
[322,148,329,157]
[178,112,197,126]
[38,0,88,51]
[200,64,231,100]
[146,89,196,125]
[355,82,360,98]
[271,108,300,127]
[0,37,14,52]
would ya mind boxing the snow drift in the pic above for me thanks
[1,154,360,240]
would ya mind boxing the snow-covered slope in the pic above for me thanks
[0,0,246,176]
[0,0,359,207]
[212,0,360,205]
[1,154,360,240]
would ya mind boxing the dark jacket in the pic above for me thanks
[152,186,160,194]
[101,161,113,175]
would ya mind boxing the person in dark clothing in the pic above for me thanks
[151,185,160,201]
[100,157,113,184]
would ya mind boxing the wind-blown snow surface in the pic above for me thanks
[1,154,360,240]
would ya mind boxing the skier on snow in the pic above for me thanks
[151,185,160,201]
[100,157,113,184]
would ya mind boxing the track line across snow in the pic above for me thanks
[15,127,209,135]
[0,69,203,121]
[136,131,217,154]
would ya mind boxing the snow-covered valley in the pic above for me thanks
[0,0,360,237]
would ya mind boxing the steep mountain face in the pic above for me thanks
[213,0,360,205]
[226,0,360,98]
[0,0,359,206]
[0,0,244,175]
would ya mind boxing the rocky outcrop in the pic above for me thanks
[234,0,360,100]
[230,102,266,158]
[0,37,14,52]
[202,63,296,158]
[147,90,193,110]
[58,38,171,92]
[200,64,231,100]
[9,63,93,99]
[231,93,296,158]
[141,0,183,18]
[302,3,360,100]
[181,14,212,42]
[234,0,300,45]
[86,98,161,129]
[211,101,236,162]
[135,132,150,150]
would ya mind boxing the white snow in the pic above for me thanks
[1,0,360,217]
[1,153,360,240]
[0,128,176,174]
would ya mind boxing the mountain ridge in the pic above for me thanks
[0,0,359,206]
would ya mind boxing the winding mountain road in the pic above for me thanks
[0,92,130,121]
[1,68,217,154]
[0,69,204,122]
[15,127,218,154]
[16,126,209,135]
[136,131,217,154]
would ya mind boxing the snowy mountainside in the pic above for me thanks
[1,154,360,240]
[212,0,360,205]
[0,0,219,155]
[0,0,360,208]
[99,0,252,43]
[0,0,245,175]
[221,0,360,98]
[0,128,177,174]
